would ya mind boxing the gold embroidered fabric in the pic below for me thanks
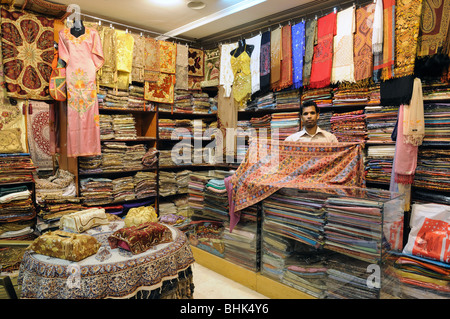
[144,37,160,82]
[59,208,109,233]
[124,205,158,227]
[231,50,251,109]
[28,230,101,262]
[131,33,145,83]
[98,27,117,87]
[417,0,450,56]
[0,128,25,153]
[159,41,176,74]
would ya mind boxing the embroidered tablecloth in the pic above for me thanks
[18,222,195,299]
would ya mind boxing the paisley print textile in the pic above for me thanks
[1,8,54,100]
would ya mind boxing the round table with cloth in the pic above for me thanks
[17,221,195,299]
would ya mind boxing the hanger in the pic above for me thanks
[66,4,82,29]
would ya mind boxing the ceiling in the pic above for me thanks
[17,0,359,46]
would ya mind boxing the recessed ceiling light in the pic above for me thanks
[187,1,206,9]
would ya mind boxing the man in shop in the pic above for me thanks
[285,100,338,143]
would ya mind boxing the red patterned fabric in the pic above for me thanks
[309,12,337,89]
[228,139,365,230]
[1,8,54,100]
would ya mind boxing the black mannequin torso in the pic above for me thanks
[71,20,85,38]
[230,39,254,57]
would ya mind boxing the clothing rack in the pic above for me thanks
[79,12,195,44]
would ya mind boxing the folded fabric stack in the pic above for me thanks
[200,178,229,222]
[323,196,384,264]
[187,221,225,258]
[176,170,192,194]
[365,145,395,185]
[112,176,135,202]
[209,95,218,113]
[0,219,35,240]
[326,253,379,299]
[0,154,36,184]
[99,114,114,140]
[423,103,450,146]
[173,194,192,217]
[34,169,76,202]
[364,105,399,144]
[159,201,177,215]
[192,92,211,114]
[112,114,137,140]
[332,87,369,107]
[36,196,84,233]
[236,120,252,162]
[142,148,158,168]
[317,111,332,132]
[367,85,381,105]
[174,119,193,138]
[134,171,157,199]
[301,88,332,108]
[250,114,272,139]
[174,90,193,113]
[0,185,35,224]
[0,245,28,273]
[384,252,450,299]
[261,233,294,280]
[159,119,176,139]
[414,148,450,192]
[422,83,450,101]
[188,172,211,212]
[157,103,174,113]
[101,142,127,172]
[101,89,129,109]
[275,89,300,110]
[223,205,260,271]
[78,155,103,174]
[80,177,114,206]
[331,109,367,142]
[122,144,146,170]
[159,150,176,167]
[159,171,177,197]
[271,112,300,141]
[128,85,154,111]
[262,189,328,249]
[245,92,275,111]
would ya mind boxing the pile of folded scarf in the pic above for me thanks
[0,185,35,224]
[192,92,212,114]
[100,89,129,109]
[317,111,332,132]
[112,114,137,140]
[188,172,211,213]
[365,145,395,185]
[159,119,176,139]
[176,170,192,194]
[128,85,154,111]
[301,88,332,108]
[332,87,370,107]
[275,89,300,109]
[250,114,272,139]
[271,112,300,140]
[0,154,36,184]
[142,147,158,168]
[422,103,450,145]
[331,109,367,142]
[414,148,450,192]
[99,114,114,140]
[159,171,177,197]
[245,92,275,111]
[80,177,114,206]
[112,176,135,202]
[159,150,176,167]
[261,232,294,280]
[198,178,228,222]
[34,169,76,202]
[36,196,84,233]
[364,105,399,143]
[422,83,450,101]
[134,171,157,199]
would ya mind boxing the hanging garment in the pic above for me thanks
[277,24,293,90]
[188,47,204,77]
[159,41,176,74]
[292,20,306,89]
[303,19,317,86]
[231,46,252,108]
[1,8,54,100]
[354,3,376,82]
[246,33,261,94]
[402,78,425,146]
[115,30,134,90]
[259,31,271,93]
[393,0,423,78]
[201,48,220,88]
[175,44,189,90]
[219,42,238,97]
[270,27,281,89]
[98,27,117,88]
[372,0,384,83]
[131,33,145,83]
[331,6,356,84]
[58,27,104,157]
[309,12,337,89]
[380,0,395,80]
[144,37,160,82]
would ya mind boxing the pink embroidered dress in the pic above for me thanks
[58,27,104,157]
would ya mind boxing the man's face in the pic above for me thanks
[301,106,319,129]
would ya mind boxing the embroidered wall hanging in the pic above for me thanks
[159,41,176,74]
[144,37,160,82]
[188,47,204,76]
[144,72,175,104]
[1,8,54,100]
[201,48,220,87]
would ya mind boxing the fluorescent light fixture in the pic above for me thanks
[156,0,266,40]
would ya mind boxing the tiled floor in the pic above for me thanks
[192,262,268,299]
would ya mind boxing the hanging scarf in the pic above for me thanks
[144,37,160,82]
[331,6,356,84]
[309,12,337,89]
[380,0,395,81]
[219,42,238,97]
[175,44,189,90]
[259,31,271,93]
[372,0,384,83]
[276,24,293,90]
[380,74,414,106]
[393,0,423,78]
[303,19,317,86]
[354,3,375,82]
[270,27,282,89]
[246,33,261,94]
[402,78,425,146]
[292,21,305,89]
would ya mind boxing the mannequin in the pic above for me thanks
[70,19,85,38]
[230,39,254,57]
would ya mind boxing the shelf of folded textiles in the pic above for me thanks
[99,107,156,113]
[365,140,396,145]
[158,164,217,170]
[78,167,157,177]
[423,97,450,103]
[100,137,157,142]
[238,107,300,114]
[158,136,216,142]
[158,110,218,118]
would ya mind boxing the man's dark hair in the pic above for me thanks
[301,100,319,114]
